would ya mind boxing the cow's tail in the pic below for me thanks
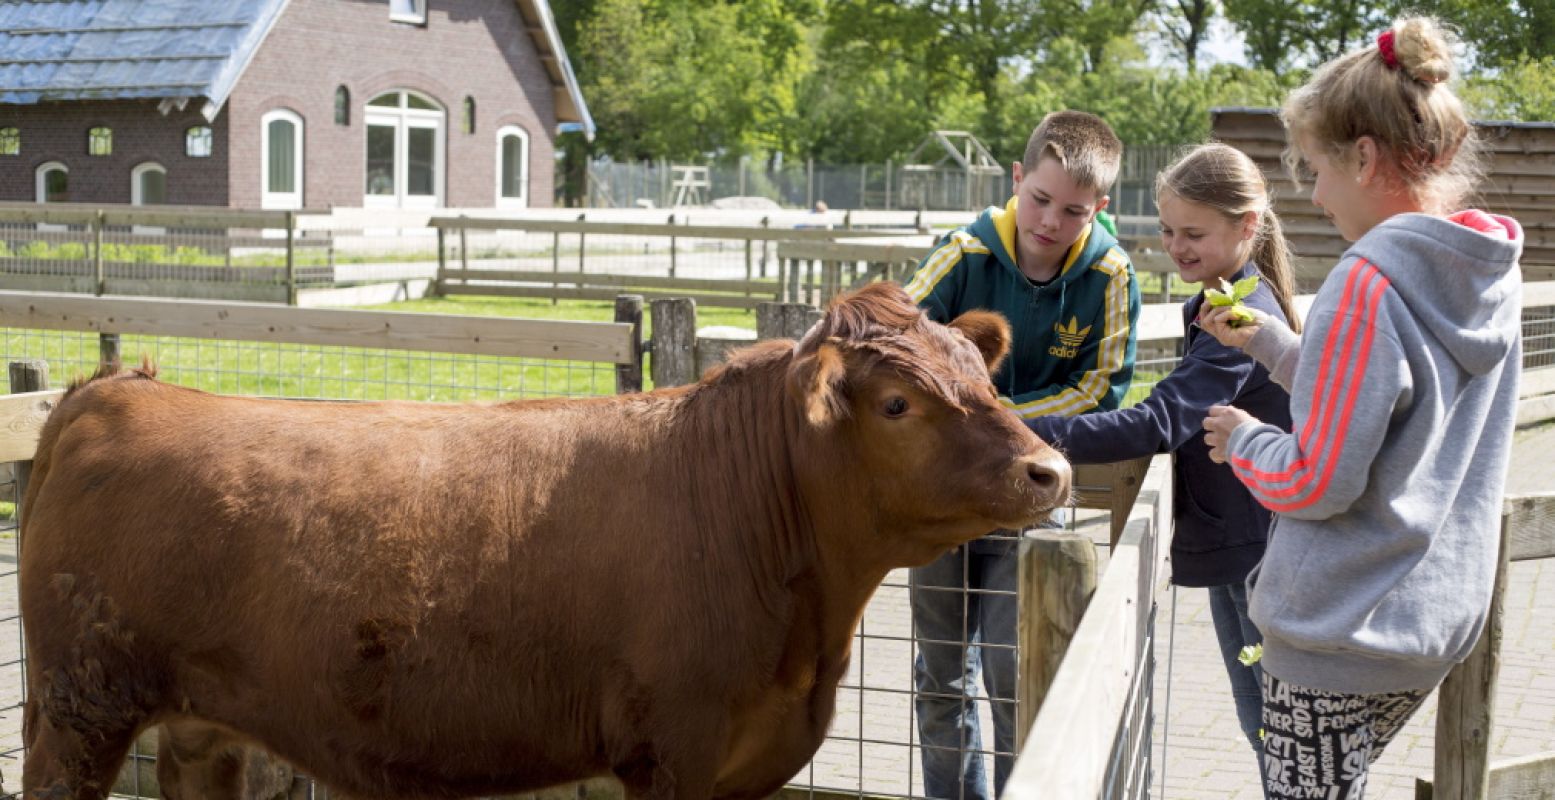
[22,355,158,526]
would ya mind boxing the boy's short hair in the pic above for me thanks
[1021,111,1123,197]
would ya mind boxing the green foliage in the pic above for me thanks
[1462,56,1555,122]
[1410,0,1555,66]
[579,0,817,161]
[558,0,1535,168]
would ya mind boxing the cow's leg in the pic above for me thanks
[21,698,140,800]
[157,720,295,800]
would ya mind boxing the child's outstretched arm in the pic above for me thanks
[1200,306,1302,392]
[1216,264,1411,520]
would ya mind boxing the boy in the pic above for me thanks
[904,110,1140,800]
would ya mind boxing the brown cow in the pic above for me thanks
[19,283,1069,800]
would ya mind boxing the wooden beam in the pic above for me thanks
[1416,751,1555,799]
[426,216,925,242]
[1004,455,1174,799]
[442,283,766,310]
[440,269,773,295]
[0,291,636,366]
[0,389,63,464]
[1506,493,1555,562]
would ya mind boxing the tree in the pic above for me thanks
[1410,0,1555,66]
[1158,0,1216,71]
[820,0,1048,158]
[575,0,816,161]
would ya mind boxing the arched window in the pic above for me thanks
[335,86,350,126]
[261,109,304,209]
[36,161,68,203]
[495,125,529,208]
[132,162,167,205]
[88,126,112,156]
[186,125,213,157]
[462,96,476,134]
[0,127,18,156]
[364,90,444,208]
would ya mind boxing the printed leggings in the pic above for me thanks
[1260,670,1429,799]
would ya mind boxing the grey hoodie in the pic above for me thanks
[1228,210,1523,694]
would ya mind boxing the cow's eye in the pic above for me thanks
[884,396,909,418]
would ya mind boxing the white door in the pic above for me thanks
[363,91,444,209]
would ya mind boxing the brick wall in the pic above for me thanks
[227,0,559,209]
[0,100,229,204]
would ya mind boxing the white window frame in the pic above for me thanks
[389,0,426,24]
[495,125,530,209]
[131,162,167,206]
[35,161,67,203]
[186,125,213,157]
[363,90,444,209]
[261,109,304,210]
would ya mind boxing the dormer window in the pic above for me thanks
[389,0,426,24]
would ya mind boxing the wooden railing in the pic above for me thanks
[427,215,927,309]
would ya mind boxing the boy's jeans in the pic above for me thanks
[1208,582,1264,753]
[910,525,1040,800]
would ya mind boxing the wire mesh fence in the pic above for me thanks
[0,330,619,403]
[583,147,1177,216]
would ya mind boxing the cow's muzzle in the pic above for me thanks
[1014,453,1071,512]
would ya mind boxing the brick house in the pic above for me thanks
[0,0,594,209]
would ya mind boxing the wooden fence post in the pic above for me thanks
[756,303,784,341]
[759,217,770,278]
[1430,513,1510,800]
[93,210,106,296]
[649,298,697,388]
[434,226,447,298]
[285,211,297,306]
[668,213,677,279]
[99,333,121,369]
[552,230,562,307]
[614,295,644,395]
[1016,529,1099,748]
[9,359,49,526]
[577,212,587,274]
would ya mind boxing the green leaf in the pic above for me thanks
[1237,643,1263,666]
[1232,275,1260,301]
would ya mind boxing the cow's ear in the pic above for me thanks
[789,341,850,427]
[949,310,1012,375]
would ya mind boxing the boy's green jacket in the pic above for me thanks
[905,196,1141,418]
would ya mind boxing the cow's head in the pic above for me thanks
[786,283,1071,561]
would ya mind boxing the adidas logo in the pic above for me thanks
[1047,317,1091,359]
[1054,317,1091,348]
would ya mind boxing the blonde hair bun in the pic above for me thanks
[1393,17,1454,85]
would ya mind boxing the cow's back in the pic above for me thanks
[19,374,738,795]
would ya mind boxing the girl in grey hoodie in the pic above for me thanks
[1198,17,1524,800]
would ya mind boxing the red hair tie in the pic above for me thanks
[1377,30,1399,69]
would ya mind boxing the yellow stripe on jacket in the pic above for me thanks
[904,230,991,303]
[1002,246,1133,418]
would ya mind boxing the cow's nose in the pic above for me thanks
[1021,454,1071,506]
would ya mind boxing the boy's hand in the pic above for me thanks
[1202,404,1256,464]
[1198,304,1266,350]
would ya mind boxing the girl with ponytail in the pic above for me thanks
[1199,17,1524,798]
[1026,141,1299,772]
